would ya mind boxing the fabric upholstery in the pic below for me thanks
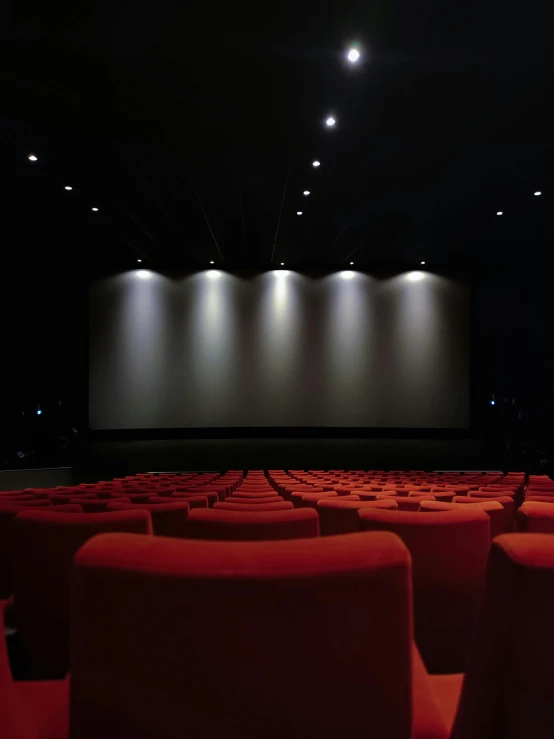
[10,510,152,677]
[451,534,554,738]
[516,501,554,532]
[359,508,490,673]
[70,531,414,739]
[317,498,398,536]
[214,501,293,511]
[107,502,190,537]
[186,507,320,540]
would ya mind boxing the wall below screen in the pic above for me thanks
[73,437,499,481]
[89,270,470,430]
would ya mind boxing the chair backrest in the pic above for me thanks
[70,531,413,739]
[516,502,554,532]
[317,498,398,536]
[186,508,319,540]
[452,534,554,739]
[358,508,490,673]
[108,502,190,538]
[214,501,293,512]
[11,510,152,676]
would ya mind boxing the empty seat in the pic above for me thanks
[317,498,399,536]
[358,508,490,673]
[439,534,554,738]
[10,509,152,677]
[420,499,505,539]
[69,530,447,739]
[516,502,554,533]
[69,498,131,513]
[214,501,293,511]
[108,502,190,537]
[186,508,319,541]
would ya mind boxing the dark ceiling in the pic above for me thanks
[1,0,553,272]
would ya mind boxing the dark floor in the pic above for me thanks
[73,436,511,481]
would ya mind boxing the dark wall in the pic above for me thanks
[0,263,87,467]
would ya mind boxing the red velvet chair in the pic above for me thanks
[225,496,285,505]
[172,491,218,507]
[107,502,190,538]
[0,602,69,739]
[186,508,320,540]
[152,494,208,509]
[467,493,517,531]
[214,501,293,511]
[420,500,505,539]
[10,509,152,677]
[358,508,490,673]
[432,534,554,738]
[69,498,131,513]
[317,498,398,536]
[516,501,554,532]
[69,530,448,739]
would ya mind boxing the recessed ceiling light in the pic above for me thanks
[313,160,321,168]
[347,48,360,63]
[325,117,336,127]
[92,207,99,212]
[535,191,542,196]
[64,186,72,191]
[421,260,426,265]
[28,154,38,162]
[137,259,142,263]
[210,261,214,264]
[350,261,354,265]
[297,211,303,215]
[496,211,503,216]
[303,190,310,196]
[281,262,285,266]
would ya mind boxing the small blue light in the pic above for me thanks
[36,409,42,415]
[489,400,495,406]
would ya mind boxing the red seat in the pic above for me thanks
[186,508,320,540]
[153,494,208,509]
[108,502,190,537]
[10,510,152,677]
[69,498,131,513]
[214,501,293,511]
[226,496,285,505]
[439,534,554,738]
[69,530,447,739]
[516,502,554,533]
[317,498,398,536]
[358,508,490,673]
[420,499,505,539]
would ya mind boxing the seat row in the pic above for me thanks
[3,529,554,739]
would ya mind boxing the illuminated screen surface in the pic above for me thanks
[89,270,470,429]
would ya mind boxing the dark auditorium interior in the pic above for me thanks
[2,2,554,738]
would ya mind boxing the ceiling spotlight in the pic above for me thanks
[347,48,360,63]
[28,154,38,162]
[496,211,503,216]
[303,190,310,196]
[350,261,354,265]
[420,260,426,265]
[297,211,303,216]
[325,117,336,127]
[210,261,214,264]
[313,160,321,168]
[535,191,542,196]
[281,262,285,266]
[137,259,142,263]
[64,186,73,191]
[92,207,99,212]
